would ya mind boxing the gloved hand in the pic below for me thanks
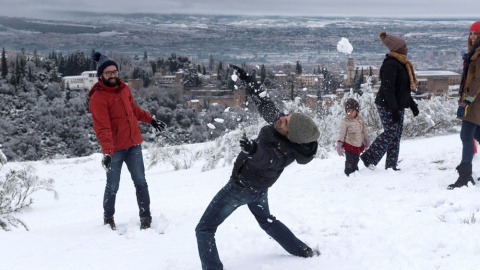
[240,133,257,155]
[391,110,401,123]
[151,118,167,132]
[230,64,248,81]
[364,138,371,149]
[336,142,344,156]
[102,154,112,173]
[410,103,419,117]
[457,96,474,118]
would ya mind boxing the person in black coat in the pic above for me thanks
[360,32,419,171]
[195,65,320,270]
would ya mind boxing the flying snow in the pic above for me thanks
[337,37,353,55]
[214,118,224,123]
[207,123,216,129]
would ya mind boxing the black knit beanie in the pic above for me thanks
[92,52,118,77]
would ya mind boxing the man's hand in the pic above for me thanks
[151,119,167,132]
[102,154,112,173]
[240,133,257,155]
[230,64,248,81]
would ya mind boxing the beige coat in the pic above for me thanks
[460,40,480,126]
[338,114,368,147]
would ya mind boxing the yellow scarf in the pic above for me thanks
[389,52,418,90]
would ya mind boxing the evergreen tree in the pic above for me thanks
[295,61,302,74]
[144,51,148,61]
[260,64,266,83]
[209,54,215,71]
[33,47,40,67]
[1,48,7,79]
[217,61,223,75]
[150,61,157,74]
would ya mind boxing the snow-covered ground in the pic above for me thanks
[1,134,480,270]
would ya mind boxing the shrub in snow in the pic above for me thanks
[317,89,461,158]
[202,123,262,172]
[0,149,58,231]
[403,96,460,137]
[149,142,202,171]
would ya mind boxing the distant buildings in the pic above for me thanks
[61,71,97,90]
[415,70,461,97]
[346,57,461,99]
[60,56,462,112]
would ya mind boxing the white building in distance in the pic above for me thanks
[62,71,97,90]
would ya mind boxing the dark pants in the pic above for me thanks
[195,179,309,270]
[363,105,404,169]
[345,150,360,176]
[103,144,151,221]
[460,120,480,165]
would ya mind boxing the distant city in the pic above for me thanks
[0,14,473,74]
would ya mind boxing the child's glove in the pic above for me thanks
[364,138,370,149]
[336,142,344,156]
[457,96,474,118]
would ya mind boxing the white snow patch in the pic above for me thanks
[207,123,216,129]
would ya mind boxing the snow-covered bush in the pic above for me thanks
[149,142,203,171]
[316,90,461,158]
[202,124,261,172]
[403,96,460,137]
[0,145,57,231]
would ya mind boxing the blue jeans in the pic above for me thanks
[103,144,151,221]
[460,120,480,164]
[195,179,309,270]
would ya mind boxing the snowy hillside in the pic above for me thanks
[1,134,480,270]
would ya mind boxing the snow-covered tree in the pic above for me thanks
[0,144,57,231]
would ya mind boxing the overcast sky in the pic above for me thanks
[0,0,478,20]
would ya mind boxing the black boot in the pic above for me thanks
[360,153,375,170]
[104,217,116,230]
[447,164,475,190]
[299,247,320,258]
[140,219,151,230]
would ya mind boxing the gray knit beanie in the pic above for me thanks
[92,52,118,77]
[288,113,320,144]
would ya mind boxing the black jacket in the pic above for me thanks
[375,55,416,111]
[231,85,318,190]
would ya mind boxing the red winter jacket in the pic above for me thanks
[88,80,153,156]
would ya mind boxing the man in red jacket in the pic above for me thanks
[88,52,166,230]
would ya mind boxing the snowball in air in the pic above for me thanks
[214,118,224,123]
[231,74,238,82]
[337,37,353,55]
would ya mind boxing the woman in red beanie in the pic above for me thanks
[448,21,480,189]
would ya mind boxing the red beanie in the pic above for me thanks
[470,21,480,33]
